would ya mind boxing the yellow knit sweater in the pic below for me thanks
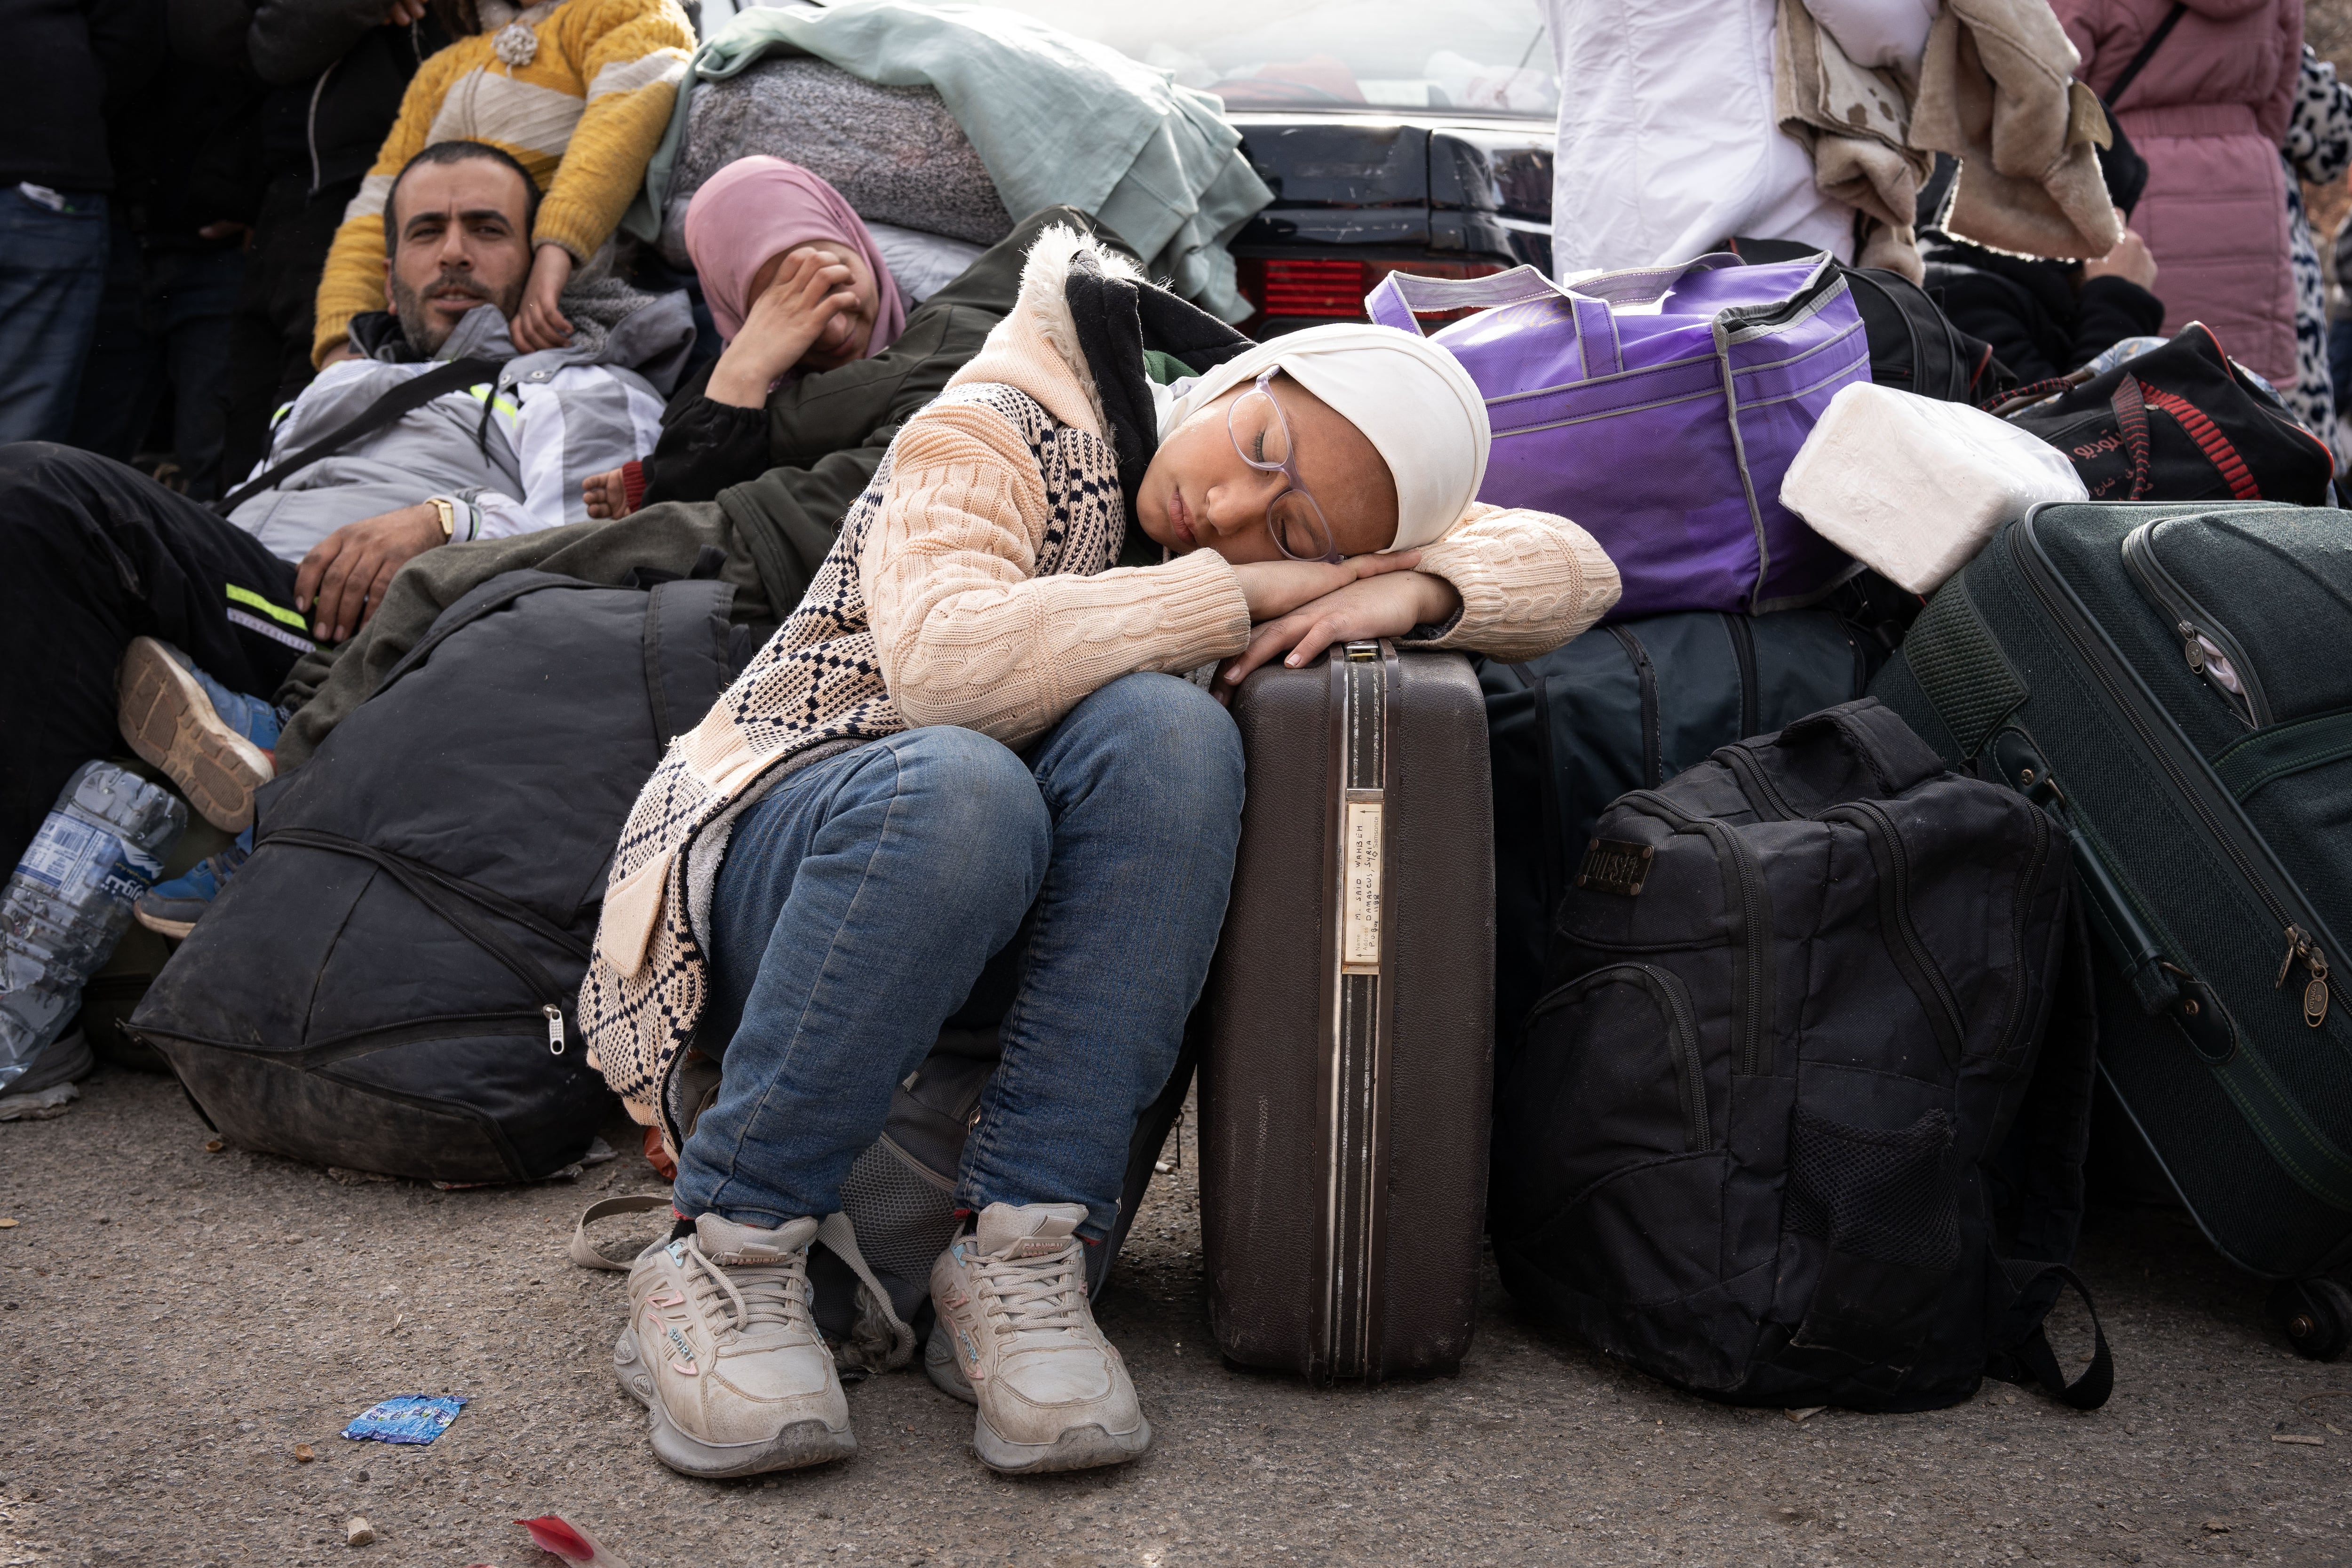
[309,0,693,366]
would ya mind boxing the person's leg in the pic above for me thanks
[957,672,1246,1236]
[0,443,309,870]
[675,725,1054,1224]
[618,726,1049,1480]
[927,672,1243,1474]
[160,249,250,502]
[0,188,110,445]
[65,208,165,463]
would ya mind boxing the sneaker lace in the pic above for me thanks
[975,1241,1086,1340]
[678,1240,810,1340]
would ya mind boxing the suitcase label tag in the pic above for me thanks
[1577,838,1654,897]
[1341,790,1384,974]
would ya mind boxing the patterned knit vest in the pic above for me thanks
[580,383,1127,1124]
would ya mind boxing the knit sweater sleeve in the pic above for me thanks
[534,0,693,263]
[1403,502,1622,661]
[864,403,1251,748]
[309,51,457,365]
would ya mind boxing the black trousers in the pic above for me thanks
[0,443,308,872]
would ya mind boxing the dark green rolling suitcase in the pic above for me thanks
[1871,501,2352,1356]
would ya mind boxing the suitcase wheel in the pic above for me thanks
[2267,1278,2352,1361]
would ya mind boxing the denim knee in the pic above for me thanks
[878,724,1054,880]
[1053,673,1244,820]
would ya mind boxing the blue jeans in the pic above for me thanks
[0,188,108,445]
[674,673,1246,1242]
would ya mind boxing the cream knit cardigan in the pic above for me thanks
[583,227,1621,1136]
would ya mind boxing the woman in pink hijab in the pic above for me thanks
[584,157,908,517]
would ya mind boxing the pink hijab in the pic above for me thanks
[683,156,907,356]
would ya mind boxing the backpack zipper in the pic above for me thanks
[1624,790,1775,1076]
[1831,799,1969,1063]
[2016,513,2344,1028]
[1525,962,1710,1151]
[2119,519,2273,727]
[1715,742,1800,822]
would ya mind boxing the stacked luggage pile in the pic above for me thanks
[119,240,2352,1409]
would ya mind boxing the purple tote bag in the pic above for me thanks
[1366,256,1869,620]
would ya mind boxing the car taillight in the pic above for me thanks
[1237,259,1508,324]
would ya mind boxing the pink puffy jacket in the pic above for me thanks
[2051,0,2301,385]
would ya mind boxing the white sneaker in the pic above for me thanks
[927,1202,1152,1473]
[614,1214,855,1478]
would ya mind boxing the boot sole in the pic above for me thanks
[973,1413,1153,1475]
[133,904,198,940]
[613,1328,857,1479]
[117,637,273,833]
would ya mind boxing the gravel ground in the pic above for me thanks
[3,1066,2349,1568]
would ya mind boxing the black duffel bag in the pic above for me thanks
[132,567,746,1184]
[1491,699,2111,1412]
[1994,322,2334,506]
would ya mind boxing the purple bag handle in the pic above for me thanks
[1361,256,1736,382]
[1362,264,1564,334]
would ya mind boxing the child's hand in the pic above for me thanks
[706,249,861,407]
[583,466,630,519]
[1214,565,1459,699]
[511,245,575,353]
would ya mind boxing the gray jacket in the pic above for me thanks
[227,282,694,562]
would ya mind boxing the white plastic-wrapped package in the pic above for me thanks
[1780,382,2088,594]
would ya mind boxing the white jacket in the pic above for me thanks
[226,289,689,563]
[1542,0,1937,277]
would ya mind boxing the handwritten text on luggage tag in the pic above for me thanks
[1342,794,1384,973]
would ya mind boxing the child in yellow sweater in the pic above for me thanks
[312,0,695,366]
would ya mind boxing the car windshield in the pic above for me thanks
[957,0,1557,117]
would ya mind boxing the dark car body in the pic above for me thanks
[1227,113,1554,338]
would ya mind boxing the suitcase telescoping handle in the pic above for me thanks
[1987,731,2237,1058]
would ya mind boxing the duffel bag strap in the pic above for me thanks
[568,1193,675,1271]
[1986,1258,2114,1410]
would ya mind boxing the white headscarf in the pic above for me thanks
[1157,324,1491,553]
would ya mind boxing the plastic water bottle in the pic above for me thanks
[0,762,185,1093]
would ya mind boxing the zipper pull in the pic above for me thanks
[2277,926,2305,990]
[2305,950,2332,1030]
[543,1003,567,1055]
[2179,621,2207,674]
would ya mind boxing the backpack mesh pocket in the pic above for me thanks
[838,1136,960,1324]
[1784,1106,1960,1270]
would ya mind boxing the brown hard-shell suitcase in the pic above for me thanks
[1201,640,1494,1381]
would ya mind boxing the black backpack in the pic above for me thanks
[1728,238,2005,400]
[132,568,747,1184]
[1490,699,2112,1411]
[1479,607,1885,1051]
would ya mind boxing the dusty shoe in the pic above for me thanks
[614,1214,854,1478]
[927,1201,1151,1474]
[116,637,278,832]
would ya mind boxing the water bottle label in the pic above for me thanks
[17,814,159,904]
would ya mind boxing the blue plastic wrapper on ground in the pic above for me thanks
[342,1394,469,1445]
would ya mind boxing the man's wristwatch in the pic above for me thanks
[427,495,457,541]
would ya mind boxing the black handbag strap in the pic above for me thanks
[2101,2,2188,110]
[214,355,503,515]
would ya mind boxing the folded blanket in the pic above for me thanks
[628,0,1272,321]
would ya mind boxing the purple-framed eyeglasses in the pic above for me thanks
[1228,370,1340,564]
